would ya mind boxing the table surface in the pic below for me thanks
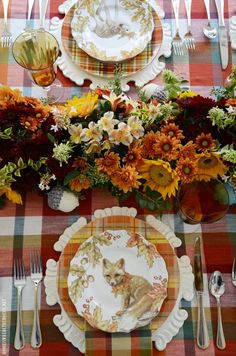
[0,0,236,355]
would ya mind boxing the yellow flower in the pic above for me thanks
[0,86,22,108]
[196,152,228,179]
[178,90,197,99]
[0,187,23,204]
[138,159,179,199]
[66,92,98,117]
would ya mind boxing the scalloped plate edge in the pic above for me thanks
[44,206,194,352]
[50,0,172,91]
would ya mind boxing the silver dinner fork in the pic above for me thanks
[23,0,36,31]
[232,258,236,286]
[13,259,26,350]
[183,0,195,49]
[30,250,43,348]
[1,0,12,47]
[171,0,185,55]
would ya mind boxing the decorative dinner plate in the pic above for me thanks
[71,0,154,62]
[44,207,194,353]
[67,229,168,332]
[61,4,162,78]
[50,0,172,90]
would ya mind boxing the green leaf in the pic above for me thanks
[17,157,26,169]
[63,170,80,186]
[14,169,22,177]
[47,133,56,144]
[147,201,156,211]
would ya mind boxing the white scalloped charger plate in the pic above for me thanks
[71,0,154,62]
[67,229,168,332]
[44,207,194,353]
[49,0,172,91]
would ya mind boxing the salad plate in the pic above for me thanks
[70,0,154,62]
[67,229,168,332]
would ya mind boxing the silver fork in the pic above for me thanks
[183,0,195,49]
[13,259,26,350]
[171,0,185,55]
[232,258,236,286]
[30,250,43,348]
[23,0,36,31]
[1,0,12,48]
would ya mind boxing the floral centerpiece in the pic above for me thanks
[0,69,235,211]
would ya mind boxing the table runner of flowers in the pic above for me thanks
[0,69,235,210]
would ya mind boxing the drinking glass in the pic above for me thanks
[12,29,63,104]
[177,175,229,224]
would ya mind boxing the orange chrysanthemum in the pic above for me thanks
[179,141,196,159]
[20,115,41,131]
[111,166,141,193]
[72,157,89,170]
[226,98,236,106]
[195,132,215,151]
[153,133,181,160]
[161,123,184,140]
[123,145,143,167]
[196,152,228,179]
[69,175,91,192]
[96,151,120,176]
[176,158,197,182]
[141,131,159,158]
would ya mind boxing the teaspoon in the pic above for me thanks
[203,0,217,39]
[209,271,226,350]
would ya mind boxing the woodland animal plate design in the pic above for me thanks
[67,229,168,332]
[71,0,154,62]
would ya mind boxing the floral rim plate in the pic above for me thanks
[62,4,162,78]
[67,229,168,332]
[71,0,154,62]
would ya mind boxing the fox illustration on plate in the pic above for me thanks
[103,258,167,320]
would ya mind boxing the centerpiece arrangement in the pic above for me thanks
[0,69,235,211]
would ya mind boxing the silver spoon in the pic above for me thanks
[209,271,226,350]
[203,0,217,39]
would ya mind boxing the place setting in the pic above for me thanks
[0,1,236,356]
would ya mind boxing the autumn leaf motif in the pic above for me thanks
[126,232,159,268]
[83,304,118,332]
[69,276,85,304]
[75,233,112,268]
[70,264,86,278]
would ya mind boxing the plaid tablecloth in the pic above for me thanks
[0,0,236,355]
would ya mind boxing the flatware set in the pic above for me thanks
[13,252,43,350]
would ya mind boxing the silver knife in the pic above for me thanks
[215,0,228,70]
[194,237,210,349]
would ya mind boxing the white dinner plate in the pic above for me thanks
[71,0,154,62]
[67,229,168,332]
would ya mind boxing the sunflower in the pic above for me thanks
[195,132,215,151]
[111,166,141,193]
[176,158,197,182]
[161,123,184,140]
[96,151,120,176]
[66,92,99,118]
[69,174,91,192]
[179,141,196,159]
[196,152,228,179]
[138,159,179,199]
[123,145,143,167]
[153,133,181,160]
[141,131,159,158]
[178,90,197,99]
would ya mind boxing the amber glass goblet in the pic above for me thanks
[12,29,63,104]
[177,175,229,224]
